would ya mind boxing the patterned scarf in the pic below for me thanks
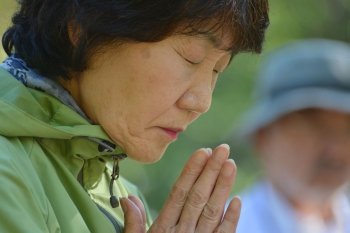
[0,55,88,120]
[0,55,124,153]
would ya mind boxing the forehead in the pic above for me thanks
[293,108,349,118]
[175,19,236,52]
[277,109,350,128]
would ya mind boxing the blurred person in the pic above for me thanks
[234,39,350,233]
[0,0,269,232]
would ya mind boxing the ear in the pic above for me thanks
[67,21,80,46]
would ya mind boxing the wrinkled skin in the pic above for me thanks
[255,109,350,210]
[121,144,241,233]
[61,33,241,232]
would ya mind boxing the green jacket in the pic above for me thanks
[0,68,152,232]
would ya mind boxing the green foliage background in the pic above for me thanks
[1,0,349,217]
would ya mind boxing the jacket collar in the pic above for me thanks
[0,56,127,160]
[0,61,128,207]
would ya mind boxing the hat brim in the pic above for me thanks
[239,87,350,139]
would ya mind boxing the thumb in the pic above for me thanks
[121,197,146,233]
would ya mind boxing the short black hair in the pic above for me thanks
[2,0,269,79]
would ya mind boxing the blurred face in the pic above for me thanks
[67,34,231,163]
[256,109,350,201]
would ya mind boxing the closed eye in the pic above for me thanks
[185,58,200,65]
[174,48,203,65]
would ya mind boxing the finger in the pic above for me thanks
[215,196,241,233]
[120,197,146,233]
[151,148,211,231]
[128,195,147,226]
[177,144,230,232]
[195,159,237,233]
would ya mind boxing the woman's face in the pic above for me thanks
[71,34,231,163]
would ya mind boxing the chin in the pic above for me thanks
[125,145,168,164]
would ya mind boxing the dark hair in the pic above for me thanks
[2,0,269,79]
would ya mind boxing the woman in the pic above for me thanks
[0,0,269,232]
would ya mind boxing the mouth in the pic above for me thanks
[159,127,184,140]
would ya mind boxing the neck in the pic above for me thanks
[272,182,340,222]
[58,76,82,107]
[289,197,335,222]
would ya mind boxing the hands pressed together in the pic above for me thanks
[121,144,241,233]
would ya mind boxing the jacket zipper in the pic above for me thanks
[77,139,127,232]
[109,154,127,208]
[77,164,123,233]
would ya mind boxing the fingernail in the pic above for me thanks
[206,148,212,155]
[221,144,230,151]
[232,197,241,211]
[200,147,212,155]
[228,158,236,166]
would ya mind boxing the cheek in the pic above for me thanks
[262,135,312,178]
[94,87,173,160]
[124,76,187,123]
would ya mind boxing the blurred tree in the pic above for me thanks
[310,0,350,40]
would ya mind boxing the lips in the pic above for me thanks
[159,127,184,140]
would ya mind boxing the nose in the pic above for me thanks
[176,80,213,114]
